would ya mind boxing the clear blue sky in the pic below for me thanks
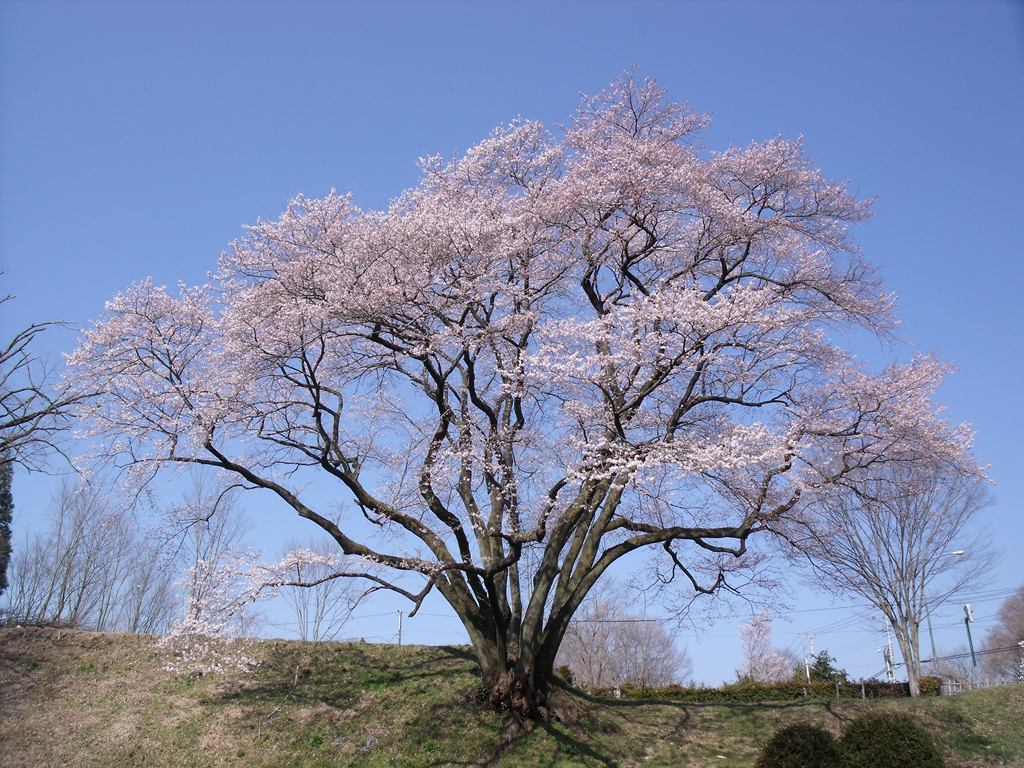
[2,0,1022,684]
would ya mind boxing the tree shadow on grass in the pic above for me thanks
[535,722,620,767]
[205,642,516,762]
[573,685,846,713]
[211,642,480,711]
[208,647,859,767]
[422,719,622,768]
[542,681,857,763]
[571,681,855,723]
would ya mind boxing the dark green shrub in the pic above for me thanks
[858,679,912,698]
[919,676,942,696]
[799,650,849,683]
[754,722,849,768]
[841,712,944,768]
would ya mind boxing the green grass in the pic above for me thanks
[1,627,1021,767]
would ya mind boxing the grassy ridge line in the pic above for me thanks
[0,627,1021,767]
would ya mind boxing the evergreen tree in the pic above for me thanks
[797,650,848,683]
[0,458,11,596]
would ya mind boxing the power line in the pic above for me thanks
[345,610,405,621]
[870,645,1024,675]
[260,585,1019,640]
[917,644,1022,666]
[570,586,1019,627]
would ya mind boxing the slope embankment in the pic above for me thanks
[1,627,1021,767]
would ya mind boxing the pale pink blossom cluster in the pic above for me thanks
[738,612,795,683]
[156,546,373,675]
[157,554,261,676]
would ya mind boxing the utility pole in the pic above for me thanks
[803,636,811,683]
[397,610,403,647]
[884,623,896,682]
[926,550,965,668]
[875,635,893,682]
[963,604,976,669]
[802,632,816,683]
[927,611,938,667]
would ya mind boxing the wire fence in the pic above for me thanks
[941,678,1022,695]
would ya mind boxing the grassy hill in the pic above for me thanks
[1,627,1021,767]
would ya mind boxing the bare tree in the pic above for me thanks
[789,465,992,696]
[0,293,88,470]
[118,546,178,634]
[558,600,627,689]
[557,597,691,689]
[932,645,977,685]
[982,586,1024,681]
[616,619,692,689]
[13,480,129,626]
[0,460,11,597]
[278,539,363,641]
[0,479,176,632]
[0,286,94,597]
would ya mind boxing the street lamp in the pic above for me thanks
[926,550,966,669]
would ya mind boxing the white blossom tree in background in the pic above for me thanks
[156,472,258,673]
[158,474,370,670]
[737,612,796,682]
[168,473,253,629]
[67,74,978,721]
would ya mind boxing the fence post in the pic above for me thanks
[861,682,866,699]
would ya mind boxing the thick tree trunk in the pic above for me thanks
[479,651,552,720]
[473,638,557,726]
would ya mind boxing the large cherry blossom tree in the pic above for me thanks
[68,75,974,721]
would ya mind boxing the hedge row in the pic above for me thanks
[599,676,941,703]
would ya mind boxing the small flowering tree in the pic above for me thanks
[69,75,975,721]
[158,553,261,676]
[159,478,368,670]
[156,474,259,674]
[737,613,795,683]
[159,545,369,674]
